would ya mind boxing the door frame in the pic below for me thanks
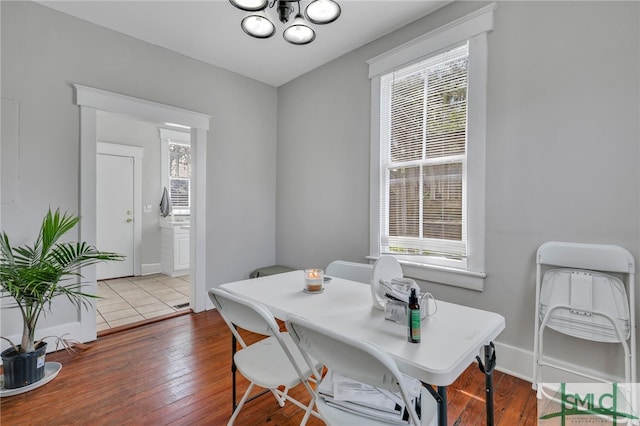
[76,84,210,344]
[97,142,144,277]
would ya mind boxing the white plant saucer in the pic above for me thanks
[0,362,62,397]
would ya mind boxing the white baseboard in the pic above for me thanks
[492,340,623,386]
[1,323,86,355]
[141,263,162,275]
[492,341,534,382]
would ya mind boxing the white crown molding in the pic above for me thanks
[368,2,497,78]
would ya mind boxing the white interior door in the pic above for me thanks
[97,153,135,279]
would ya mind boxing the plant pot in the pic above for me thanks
[1,342,47,389]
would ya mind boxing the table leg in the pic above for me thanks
[476,342,496,426]
[437,386,447,426]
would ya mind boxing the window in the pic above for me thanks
[160,128,191,215]
[381,43,468,263]
[168,142,191,211]
[368,4,494,290]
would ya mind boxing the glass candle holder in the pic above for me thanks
[304,268,324,292]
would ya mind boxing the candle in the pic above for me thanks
[304,268,324,292]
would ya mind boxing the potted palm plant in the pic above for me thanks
[0,208,123,389]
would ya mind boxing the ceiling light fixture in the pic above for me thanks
[230,0,341,45]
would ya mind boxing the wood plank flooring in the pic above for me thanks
[1,311,537,425]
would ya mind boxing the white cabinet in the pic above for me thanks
[161,224,190,277]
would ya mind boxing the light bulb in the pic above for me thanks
[283,14,316,45]
[241,12,275,38]
[305,0,341,25]
[230,0,268,12]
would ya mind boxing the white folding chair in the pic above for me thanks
[325,260,373,284]
[371,255,404,310]
[208,288,322,425]
[286,315,437,426]
[533,241,636,389]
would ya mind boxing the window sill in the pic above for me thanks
[367,256,486,291]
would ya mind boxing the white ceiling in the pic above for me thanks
[37,0,450,87]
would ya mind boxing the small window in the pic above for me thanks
[168,142,191,211]
[160,129,191,216]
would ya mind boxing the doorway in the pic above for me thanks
[94,120,192,331]
[76,84,210,344]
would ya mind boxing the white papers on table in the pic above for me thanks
[317,371,421,424]
[379,278,421,304]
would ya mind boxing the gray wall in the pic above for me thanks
[277,1,640,379]
[1,1,277,335]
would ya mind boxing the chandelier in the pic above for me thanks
[229,0,341,45]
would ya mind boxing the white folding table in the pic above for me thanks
[220,270,505,425]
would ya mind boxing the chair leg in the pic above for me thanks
[228,382,255,425]
[277,389,324,422]
[230,382,321,425]
[299,393,318,426]
[271,386,289,407]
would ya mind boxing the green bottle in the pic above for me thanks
[407,288,421,343]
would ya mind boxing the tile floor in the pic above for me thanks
[96,274,190,332]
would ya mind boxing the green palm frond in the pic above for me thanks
[0,208,124,353]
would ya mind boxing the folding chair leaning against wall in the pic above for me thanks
[533,241,636,389]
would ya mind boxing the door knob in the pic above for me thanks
[126,218,133,223]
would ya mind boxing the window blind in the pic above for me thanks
[169,142,191,209]
[380,42,469,260]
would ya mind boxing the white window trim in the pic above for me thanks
[368,3,495,291]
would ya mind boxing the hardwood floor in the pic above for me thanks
[1,311,537,425]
